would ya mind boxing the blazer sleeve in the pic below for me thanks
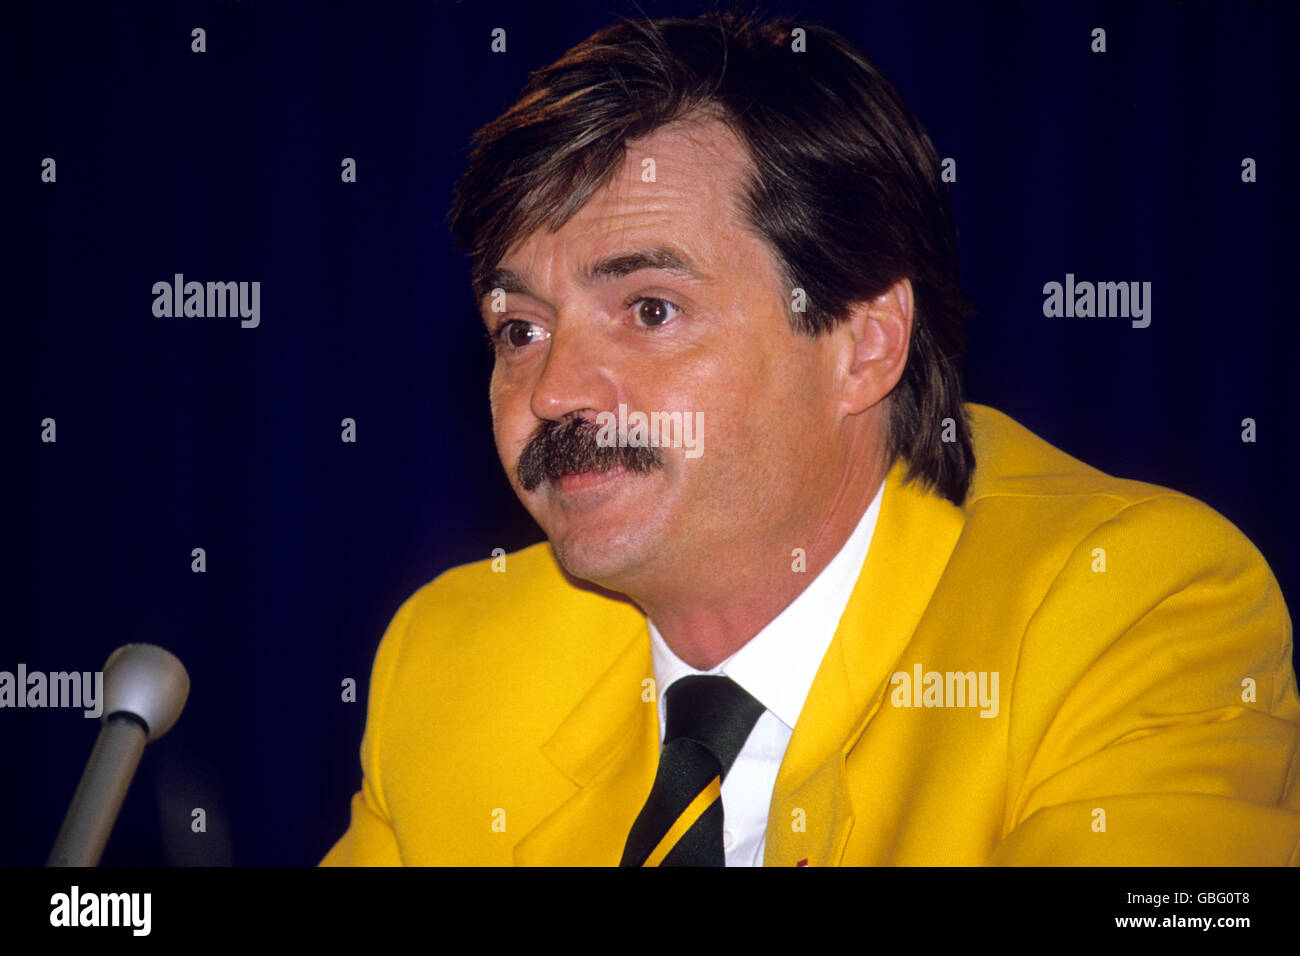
[319,593,416,867]
[987,494,1300,865]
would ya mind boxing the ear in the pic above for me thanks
[836,278,914,417]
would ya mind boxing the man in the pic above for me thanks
[321,12,1300,865]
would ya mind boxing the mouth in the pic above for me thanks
[552,464,630,495]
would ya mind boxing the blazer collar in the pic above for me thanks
[764,458,965,865]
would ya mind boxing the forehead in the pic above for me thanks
[487,118,765,296]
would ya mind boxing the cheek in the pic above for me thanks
[665,350,761,448]
[728,352,830,466]
[488,375,528,462]
[487,380,505,441]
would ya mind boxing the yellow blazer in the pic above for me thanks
[321,403,1300,865]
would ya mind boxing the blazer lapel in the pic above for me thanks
[513,619,660,865]
[765,459,966,866]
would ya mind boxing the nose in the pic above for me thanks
[529,320,619,424]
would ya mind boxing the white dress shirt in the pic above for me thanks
[646,479,885,866]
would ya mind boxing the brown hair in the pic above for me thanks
[448,9,978,505]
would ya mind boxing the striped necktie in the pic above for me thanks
[620,675,766,867]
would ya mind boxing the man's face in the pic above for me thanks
[481,118,846,597]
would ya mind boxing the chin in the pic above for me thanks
[547,524,658,590]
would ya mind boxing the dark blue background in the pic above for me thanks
[6,0,1297,865]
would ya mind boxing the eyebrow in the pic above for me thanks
[478,245,707,305]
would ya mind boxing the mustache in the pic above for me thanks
[516,416,664,492]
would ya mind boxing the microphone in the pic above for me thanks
[46,644,190,867]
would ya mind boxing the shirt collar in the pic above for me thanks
[648,479,885,732]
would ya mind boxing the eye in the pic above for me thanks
[629,297,682,327]
[489,319,549,352]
